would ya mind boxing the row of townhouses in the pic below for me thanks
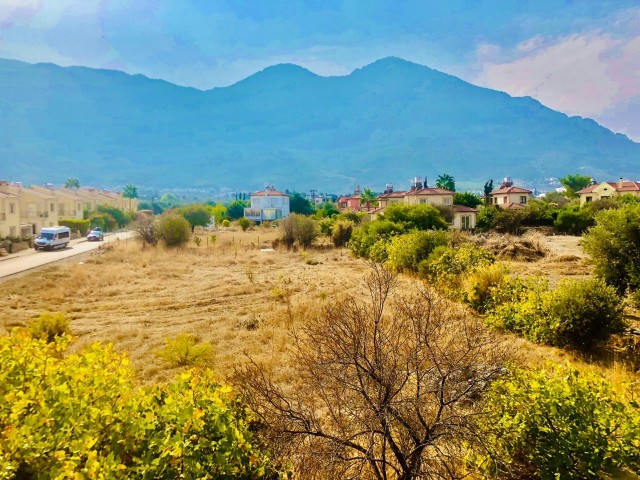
[0,181,137,238]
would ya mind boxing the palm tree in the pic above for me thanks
[360,188,378,211]
[64,178,80,190]
[435,174,455,192]
[122,184,138,212]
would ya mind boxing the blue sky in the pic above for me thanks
[1,0,639,140]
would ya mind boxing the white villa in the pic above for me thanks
[244,185,290,223]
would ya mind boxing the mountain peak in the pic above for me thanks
[231,63,318,89]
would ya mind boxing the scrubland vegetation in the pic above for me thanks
[1,195,640,479]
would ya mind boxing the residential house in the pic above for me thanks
[372,177,478,230]
[244,185,290,222]
[0,182,58,235]
[32,185,83,220]
[337,186,365,212]
[0,190,20,238]
[490,178,533,209]
[575,178,640,205]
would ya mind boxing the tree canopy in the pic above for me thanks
[560,174,592,197]
[64,178,80,190]
[289,192,314,215]
[435,173,455,192]
[454,192,482,208]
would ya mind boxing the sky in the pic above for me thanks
[1,0,639,140]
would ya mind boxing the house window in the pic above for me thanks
[444,198,451,205]
[50,203,55,212]
[586,196,592,202]
[10,226,16,237]
[420,199,427,204]
[519,196,527,204]
[9,203,15,214]
[462,215,471,230]
[503,197,507,204]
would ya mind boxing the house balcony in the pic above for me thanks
[244,208,283,222]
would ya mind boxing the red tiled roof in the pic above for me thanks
[499,202,526,210]
[452,204,478,213]
[575,181,640,195]
[377,191,407,199]
[491,186,532,195]
[251,190,289,197]
[407,187,454,195]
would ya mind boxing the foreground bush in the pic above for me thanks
[156,213,191,247]
[330,219,354,247]
[385,230,450,273]
[473,365,640,479]
[583,204,640,294]
[487,277,624,350]
[28,312,71,343]
[463,263,510,313]
[0,331,281,479]
[554,208,594,235]
[348,220,404,258]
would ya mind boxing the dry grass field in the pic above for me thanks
[0,227,636,387]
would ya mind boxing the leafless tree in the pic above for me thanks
[133,215,157,246]
[235,264,510,479]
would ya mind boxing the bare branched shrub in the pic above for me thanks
[235,264,510,479]
[134,216,157,246]
[279,214,318,249]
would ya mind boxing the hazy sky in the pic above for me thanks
[1,0,639,140]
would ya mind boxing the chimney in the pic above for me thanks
[619,177,624,189]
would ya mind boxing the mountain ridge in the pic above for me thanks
[0,56,638,191]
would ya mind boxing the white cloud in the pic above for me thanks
[0,0,41,28]
[474,29,640,141]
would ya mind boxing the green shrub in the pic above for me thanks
[492,208,526,234]
[476,205,500,230]
[385,230,450,273]
[177,204,211,231]
[28,312,71,343]
[380,203,448,231]
[582,204,640,294]
[540,278,624,349]
[88,212,117,232]
[279,213,318,249]
[486,277,624,350]
[331,219,355,247]
[96,205,129,227]
[318,217,335,236]
[155,333,214,367]
[348,220,404,258]
[221,219,231,228]
[156,213,191,247]
[521,199,558,227]
[554,207,594,235]
[473,365,640,479]
[419,243,495,295]
[238,217,251,231]
[0,331,281,479]
[58,218,90,235]
[463,263,510,313]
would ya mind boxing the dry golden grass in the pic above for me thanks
[0,228,636,387]
[0,227,384,384]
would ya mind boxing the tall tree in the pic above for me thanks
[359,188,378,210]
[484,179,494,205]
[122,184,138,211]
[560,174,592,198]
[290,192,314,215]
[435,174,455,192]
[64,178,80,190]
[454,192,482,208]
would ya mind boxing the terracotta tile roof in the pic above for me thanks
[491,186,532,195]
[251,190,289,197]
[377,191,407,199]
[575,181,640,195]
[452,204,478,213]
[408,187,454,195]
[500,202,526,210]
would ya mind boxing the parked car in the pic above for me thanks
[35,226,72,251]
[87,228,104,242]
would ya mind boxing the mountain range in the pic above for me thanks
[1,56,638,192]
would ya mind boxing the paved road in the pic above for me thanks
[0,231,134,279]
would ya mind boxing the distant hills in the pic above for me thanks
[1,56,638,192]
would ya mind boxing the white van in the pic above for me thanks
[34,226,71,251]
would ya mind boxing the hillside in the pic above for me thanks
[1,56,638,191]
